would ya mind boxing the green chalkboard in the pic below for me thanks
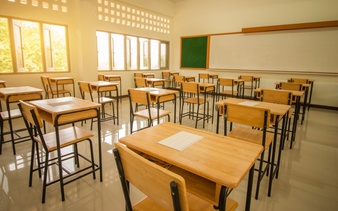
[181,36,208,69]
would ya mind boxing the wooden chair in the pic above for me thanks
[0,109,22,154]
[174,75,186,90]
[261,89,293,148]
[238,75,254,99]
[0,82,5,112]
[18,100,96,203]
[98,73,105,81]
[224,103,273,199]
[180,82,210,128]
[289,78,309,84]
[128,88,171,134]
[78,81,118,128]
[217,78,239,100]
[0,92,42,155]
[279,82,303,103]
[198,73,209,83]
[134,77,148,88]
[113,142,238,211]
[41,76,71,99]
[162,71,172,88]
[134,73,144,78]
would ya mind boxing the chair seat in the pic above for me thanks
[133,194,238,211]
[94,97,115,104]
[51,89,71,95]
[35,126,94,151]
[0,109,22,120]
[135,108,171,120]
[184,97,209,105]
[228,126,273,149]
[220,90,238,96]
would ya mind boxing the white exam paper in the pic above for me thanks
[238,101,259,106]
[158,131,202,151]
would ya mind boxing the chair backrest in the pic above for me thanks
[128,89,151,105]
[181,82,200,94]
[238,75,254,83]
[290,78,309,84]
[0,83,6,88]
[162,71,170,79]
[174,75,185,83]
[18,100,47,150]
[198,73,209,82]
[41,76,51,93]
[134,73,144,78]
[225,103,271,129]
[218,78,235,87]
[113,142,189,211]
[134,77,148,88]
[280,82,302,91]
[98,74,105,81]
[78,81,94,101]
[261,89,292,105]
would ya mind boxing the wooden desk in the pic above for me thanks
[142,73,155,78]
[275,82,308,125]
[0,86,43,154]
[146,78,165,88]
[90,81,119,123]
[29,97,103,181]
[103,74,122,100]
[215,98,290,198]
[199,83,216,127]
[119,122,263,211]
[134,87,178,123]
[255,88,304,148]
[48,77,75,97]
[0,80,5,87]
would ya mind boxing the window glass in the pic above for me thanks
[139,38,149,70]
[126,36,138,70]
[13,19,43,72]
[160,42,167,68]
[150,39,159,69]
[43,24,68,71]
[111,33,125,70]
[0,17,13,73]
[96,31,110,70]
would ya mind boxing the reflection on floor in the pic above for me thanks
[0,97,338,211]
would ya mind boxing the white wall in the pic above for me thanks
[0,0,174,97]
[171,0,338,107]
[0,0,338,107]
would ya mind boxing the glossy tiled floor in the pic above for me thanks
[1,97,338,211]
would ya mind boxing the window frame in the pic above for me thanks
[96,30,169,72]
[0,16,70,74]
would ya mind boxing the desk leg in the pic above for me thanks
[216,186,228,211]
[268,115,280,197]
[96,109,103,182]
[246,165,254,211]
[216,107,220,134]
[301,88,308,125]
[308,82,313,111]
[290,97,301,149]
[174,94,177,123]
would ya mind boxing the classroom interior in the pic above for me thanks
[1,0,338,210]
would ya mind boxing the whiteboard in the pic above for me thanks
[209,27,338,73]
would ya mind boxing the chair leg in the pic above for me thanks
[29,141,36,187]
[42,152,49,203]
[87,139,96,180]
[255,151,265,200]
[0,118,3,155]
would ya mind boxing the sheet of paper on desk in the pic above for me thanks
[158,131,203,151]
[239,101,259,106]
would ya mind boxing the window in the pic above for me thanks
[111,33,125,70]
[0,18,13,73]
[0,16,69,73]
[96,31,169,71]
[13,19,43,72]
[126,36,138,70]
[43,24,68,72]
[97,31,110,70]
